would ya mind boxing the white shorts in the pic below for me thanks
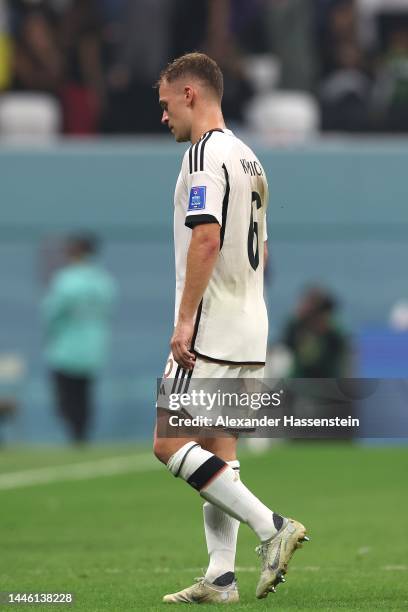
[162,352,264,383]
[157,353,264,420]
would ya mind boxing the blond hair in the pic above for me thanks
[157,52,223,100]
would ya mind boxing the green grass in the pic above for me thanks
[0,443,408,611]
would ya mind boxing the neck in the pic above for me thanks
[190,108,226,144]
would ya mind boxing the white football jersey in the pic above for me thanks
[174,128,268,364]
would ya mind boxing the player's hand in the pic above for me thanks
[171,319,196,370]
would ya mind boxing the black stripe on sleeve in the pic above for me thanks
[194,141,199,172]
[185,214,219,229]
[187,455,227,491]
[220,164,230,249]
[199,131,212,171]
[189,129,223,174]
[188,145,193,174]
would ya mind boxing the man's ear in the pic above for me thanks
[184,85,194,106]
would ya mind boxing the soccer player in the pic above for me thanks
[154,52,308,604]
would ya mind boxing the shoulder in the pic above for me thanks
[52,267,72,287]
[95,267,117,293]
[47,268,76,297]
[187,129,234,175]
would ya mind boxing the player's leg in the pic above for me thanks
[164,427,283,540]
[157,403,296,541]
[155,349,240,603]
[160,412,308,601]
[161,434,240,604]
[157,355,283,543]
[156,357,308,601]
[200,436,239,589]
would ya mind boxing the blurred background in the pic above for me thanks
[0,0,408,445]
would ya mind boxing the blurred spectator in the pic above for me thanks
[205,0,254,122]
[169,0,206,60]
[229,0,268,55]
[97,0,127,95]
[169,0,254,125]
[59,0,105,134]
[372,22,408,131]
[320,41,372,131]
[282,286,348,378]
[42,234,117,443]
[263,0,318,91]
[318,0,360,76]
[103,0,174,133]
[11,7,63,94]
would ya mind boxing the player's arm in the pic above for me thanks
[171,138,226,369]
[171,223,220,369]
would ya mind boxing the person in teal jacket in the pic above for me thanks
[43,234,117,442]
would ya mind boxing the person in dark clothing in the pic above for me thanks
[282,286,348,378]
[58,0,105,134]
[52,371,92,442]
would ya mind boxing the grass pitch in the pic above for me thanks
[0,443,407,611]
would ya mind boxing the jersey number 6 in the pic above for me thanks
[247,191,262,271]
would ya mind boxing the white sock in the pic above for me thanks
[167,443,283,542]
[204,460,240,584]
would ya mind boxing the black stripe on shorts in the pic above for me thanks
[176,368,187,394]
[171,366,181,394]
[184,368,194,394]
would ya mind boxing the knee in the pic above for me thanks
[153,437,172,465]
